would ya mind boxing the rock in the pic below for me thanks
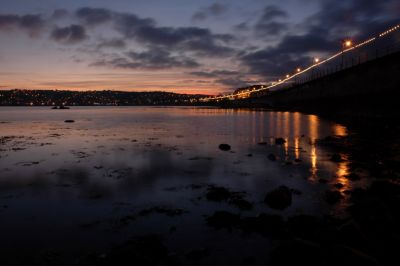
[138,207,186,217]
[229,199,253,211]
[206,186,232,201]
[206,211,240,229]
[275,138,286,145]
[64,120,75,123]
[240,214,285,236]
[268,153,277,161]
[330,153,343,162]
[325,190,343,205]
[334,183,344,189]
[318,178,329,184]
[264,186,292,210]
[218,144,231,151]
[290,188,302,195]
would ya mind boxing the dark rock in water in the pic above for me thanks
[318,178,329,184]
[325,190,343,205]
[330,153,343,162]
[185,248,209,261]
[230,198,253,211]
[345,173,361,181]
[290,188,302,195]
[247,153,253,157]
[206,186,232,201]
[294,158,302,163]
[240,214,285,236]
[334,183,344,189]
[258,141,267,145]
[264,186,292,210]
[218,143,231,151]
[343,190,352,195]
[206,211,241,229]
[206,185,252,210]
[275,138,286,145]
[268,153,277,161]
[64,120,75,123]
[138,207,186,217]
[270,239,323,266]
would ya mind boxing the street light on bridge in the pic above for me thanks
[341,39,353,69]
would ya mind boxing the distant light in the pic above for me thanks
[286,74,290,78]
[314,58,320,63]
[279,79,282,82]
[297,68,301,72]
[345,40,352,47]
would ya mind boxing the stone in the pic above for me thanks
[264,186,292,210]
[275,138,286,145]
[218,144,231,151]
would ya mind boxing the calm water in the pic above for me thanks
[0,107,362,264]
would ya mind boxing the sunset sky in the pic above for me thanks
[0,0,398,94]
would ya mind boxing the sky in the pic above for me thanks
[0,0,398,94]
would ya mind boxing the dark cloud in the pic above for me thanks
[240,0,398,79]
[0,14,44,37]
[96,38,126,49]
[114,12,235,57]
[0,14,19,28]
[113,13,155,38]
[91,47,200,70]
[215,77,252,88]
[51,9,69,20]
[51,24,87,44]
[76,7,113,25]
[188,69,250,88]
[254,5,288,37]
[192,3,228,22]
[234,22,249,31]
[189,70,240,78]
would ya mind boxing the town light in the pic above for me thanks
[344,40,352,47]
[314,58,320,63]
[286,74,290,78]
[297,68,301,72]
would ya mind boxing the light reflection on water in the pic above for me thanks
[0,106,355,260]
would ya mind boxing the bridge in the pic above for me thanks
[198,23,400,121]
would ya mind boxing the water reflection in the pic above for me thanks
[0,106,356,259]
[336,160,351,192]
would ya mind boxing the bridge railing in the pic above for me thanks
[279,40,400,89]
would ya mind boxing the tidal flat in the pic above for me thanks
[0,106,398,265]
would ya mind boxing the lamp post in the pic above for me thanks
[341,39,352,69]
[312,58,319,79]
